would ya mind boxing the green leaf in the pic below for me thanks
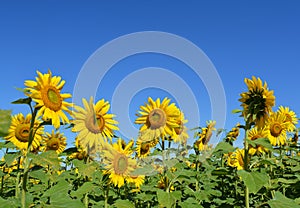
[72,160,98,178]
[164,158,179,168]
[113,199,135,208]
[248,137,273,150]
[237,170,269,194]
[232,109,242,114]
[4,152,20,166]
[157,189,177,208]
[71,182,95,198]
[29,151,61,170]
[11,97,32,105]
[29,168,48,184]
[213,141,235,153]
[268,192,300,208]
[0,110,11,137]
[178,198,202,208]
[131,164,158,176]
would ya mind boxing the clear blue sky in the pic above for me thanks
[1,1,300,148]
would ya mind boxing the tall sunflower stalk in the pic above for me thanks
[239,76,275,208]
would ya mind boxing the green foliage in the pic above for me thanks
[0,110,11,137]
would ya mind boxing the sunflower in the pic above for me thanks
[171,112,189,144]
[68,138,89,160]
[225,123,240,145]
[248,127,269,155]
[5,113,44,151]
[266,112,289,146]
[239,76,275,127]
[24,70,72,129]
[135,97,180,141]
[72,97,119,154]
[278,106,298,132]
[227,149,245,170]
[41,130,67,154]
[101,139,140,188]
[194,120,216,152]
[126,171,145,188]
[136,140,152,158]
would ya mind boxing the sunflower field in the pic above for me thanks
[0,70,300,208]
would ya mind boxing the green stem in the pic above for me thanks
[244,123,250,208]
[104,185,110,208]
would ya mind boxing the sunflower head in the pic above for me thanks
[266,112,289,146]
[278,106,298,132]
[5,113,44,151]
[171,112,189,144]
[248,127,269,155]
[239,76,275,127]
[24,70,72,129]
[227,149,245,170]
[135,97,181,141]
[41,130,67,154]
[225,123,240,144]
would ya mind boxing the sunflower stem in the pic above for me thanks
[104,184,110,208]
[244,122,250,208]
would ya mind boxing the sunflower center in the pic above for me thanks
[148,108,166,129]
[270,123,282,137]
[140,143,150,155]
[85,114,105,134]
[15,124,30,142]
[42,86,62,112]
[47,138,60,150]
[285,114,292,123]
[114,154,128,174]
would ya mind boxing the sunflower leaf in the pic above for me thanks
[232,109,242,114]
[11,97,32,105]
[0,110,11,137]
[113,199,135,208]
[213,141,235,153]
[29,151,61,170]
[268,192,299,208]
[237,170,269,194]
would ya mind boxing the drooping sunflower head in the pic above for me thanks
[278,106,298,132]
[266,112,289,146]
[41,130,67,154]
[72,97,119,154]
[227,149,245,170]
[5,113,44,151]
[248,127,269,155]
[239,76,275,127]
[225,123,240,144]
[171,112,189,144]
[24,70,72,129]
[135,97,181,141]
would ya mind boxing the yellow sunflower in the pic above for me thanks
[171,112,189,144]
[136,140,152,158]
[24,70,72,129]
[72,97,119,154]
[266,112,289,146]
[278,106,298,132]
[194,120,216,152]
[248,127,269,155]
[101,139,140,188]
[225,123,240,144]
[68,138,89,160]
[5,113,44,151]
[126,171,145,189]
[239,76,275,127]
[135,97,180,141]
[227,149,245,170]
[41,130,67,154]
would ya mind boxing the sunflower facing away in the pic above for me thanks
[5,113,44,151]
[135,97,180,142]
[24,70,72,129]
[225,123,240,145]
[278,106,298,132]
[266,112,289,146]
[41,130,67,154]
[248,127,269,155]
[227,149,245,170]
[239,76,275,127]
[194,120,216,152]
[72,97,119,154]
[171,112,189,144]
[101,139,144,188]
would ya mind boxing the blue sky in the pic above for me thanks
[1,1,300,147]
